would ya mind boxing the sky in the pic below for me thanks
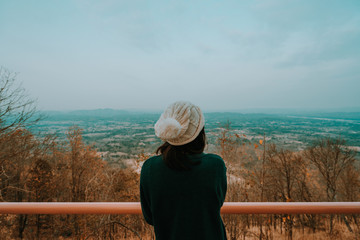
[0,0,359,112]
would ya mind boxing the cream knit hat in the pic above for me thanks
[154,101,205,146]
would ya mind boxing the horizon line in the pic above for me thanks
[38,107,360,114]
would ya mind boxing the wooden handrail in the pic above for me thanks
[1,202,360,215]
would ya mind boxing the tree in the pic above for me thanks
[305,138,356,202]
[304,138,356,233]
[0,67,40,135]
[63,126,105,237]
[266,144,306,240]
[0,68,43,238]
[0,67,42,171]
[27,158,54,238]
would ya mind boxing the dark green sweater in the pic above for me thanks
[140,153,227,240]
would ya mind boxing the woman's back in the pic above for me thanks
[140,153,227,240]
[140,101,227,239]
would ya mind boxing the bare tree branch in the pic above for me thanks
[0,67,42,135]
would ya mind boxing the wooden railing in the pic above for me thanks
[1,202,360,215]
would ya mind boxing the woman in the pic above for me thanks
[140,101,227,240]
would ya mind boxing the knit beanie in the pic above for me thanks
[154,101,205,146]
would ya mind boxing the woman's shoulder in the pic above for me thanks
[203,153,222,160]
[202,153,226,168]
[143,155,161,166]
[202,153,223,161]
[140,155,161,178]
[141,155,163,171]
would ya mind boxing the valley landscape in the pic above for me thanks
[33,109,360,166]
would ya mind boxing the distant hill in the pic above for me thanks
[43,109,129,116]
[40,109,161,121]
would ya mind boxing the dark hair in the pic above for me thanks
[156,128,206,170]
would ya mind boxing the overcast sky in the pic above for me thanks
[1,0,359,112]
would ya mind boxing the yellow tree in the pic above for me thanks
[64,126,102,237]
[0,129,38,238]
[27,158,54,238]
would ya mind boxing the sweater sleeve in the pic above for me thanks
[217,158,227,206]
[140,163,154,225]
